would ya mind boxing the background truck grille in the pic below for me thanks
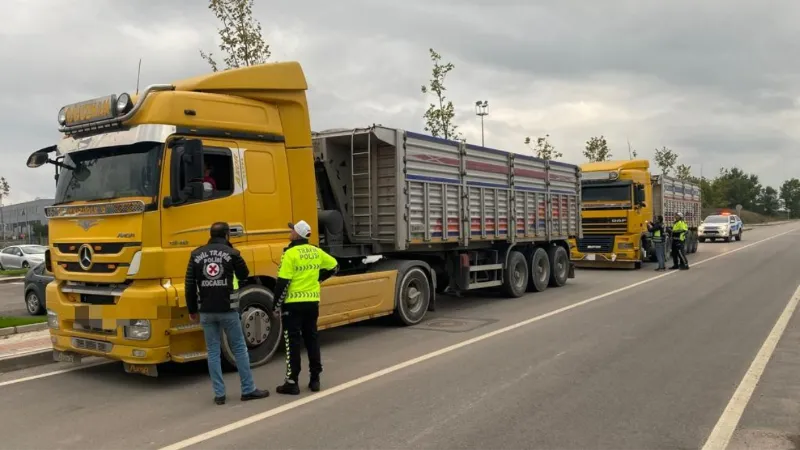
[581,218,628,235]
[577,235,615,253]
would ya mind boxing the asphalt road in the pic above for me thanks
[1,223,799,450]
[0,281,27,317]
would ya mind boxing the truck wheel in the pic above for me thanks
[502,251,529,298]
[547,245,569,288]
[221,285,282,370]
[526,247,550,293]
[393,267,431,326]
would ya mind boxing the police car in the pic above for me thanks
[698,213,743,242]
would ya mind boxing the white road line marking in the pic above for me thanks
[0,360,112,388]
[159,227,800,450]
[701,281,800,450]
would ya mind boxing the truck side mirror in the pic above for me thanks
[634,184,645,205]
[181,139,204,181]
[165,139,205,207]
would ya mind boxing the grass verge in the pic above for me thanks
[0,268,28,277]
[0,316,47,329]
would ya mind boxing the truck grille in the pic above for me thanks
[577,235,615,253]
[582,217,627,235]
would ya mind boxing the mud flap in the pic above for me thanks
[568,262,576,279]
[124,362,159,377]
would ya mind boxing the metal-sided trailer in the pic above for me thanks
[312,125,582,302]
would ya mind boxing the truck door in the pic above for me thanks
[161,138,246,279]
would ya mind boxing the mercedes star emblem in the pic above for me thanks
[78,244,94,271]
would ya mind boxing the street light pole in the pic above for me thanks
[475,100,489,147]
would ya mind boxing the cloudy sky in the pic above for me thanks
[1,0,799,203]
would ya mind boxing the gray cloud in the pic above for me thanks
[0,0,798,203]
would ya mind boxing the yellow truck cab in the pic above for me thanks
[569,159,701,269]
[27,62,580,376]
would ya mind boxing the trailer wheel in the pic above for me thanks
[547,245,569,287]
[221,285,282,371]
[393,267,431,326]
[501,251,529,298]
[526,247,550,293]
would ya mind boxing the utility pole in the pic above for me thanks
[475,100,488,147]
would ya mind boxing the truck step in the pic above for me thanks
[172,351,208,363]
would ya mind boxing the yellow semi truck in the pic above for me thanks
[27,62,581,376]
[569,159,701,269]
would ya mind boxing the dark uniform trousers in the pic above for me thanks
[282,302,322,382]
[671,238,689,267]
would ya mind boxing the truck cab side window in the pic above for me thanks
[174,146,235,204]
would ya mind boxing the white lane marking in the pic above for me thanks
[701,281,800,450]
[160,227,800,450]
[0,359,111,388]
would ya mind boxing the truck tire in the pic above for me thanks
[547,245,569,287]
[526,247,550,293]
[393,266,431,326]
[502,250,529,298]
[221,285,282,371]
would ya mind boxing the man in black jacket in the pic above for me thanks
[185,222,269,405]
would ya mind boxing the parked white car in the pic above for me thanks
[0,245,48,270]
[698,214,743,242]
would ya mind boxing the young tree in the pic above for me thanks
[199,0,271,72]
[653,146,678,176]
[524,134,562,160]
[584,136,612,162]
[675,163,693,181]
[421,48,460,140]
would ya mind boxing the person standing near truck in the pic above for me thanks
[271,220,339,395]
[647,215,667,271]
[669,213,690,270]
[185,222,270,405]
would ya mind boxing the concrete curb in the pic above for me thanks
[0,349,55,374]
[0,322,48,337]
[0,276,24,284]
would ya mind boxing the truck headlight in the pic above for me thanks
[124,319,151,340]
[618,242,634,250]
[47,310,59,330]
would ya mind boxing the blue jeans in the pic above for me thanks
[200,311,256,397]
[654,241,666,269]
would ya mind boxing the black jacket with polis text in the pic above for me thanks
[185,237,249,314]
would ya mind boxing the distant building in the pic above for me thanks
[0,198,55,239]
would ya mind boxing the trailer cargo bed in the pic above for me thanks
[313,126,582,253]
[652,175,702,228]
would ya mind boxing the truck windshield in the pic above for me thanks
[581,184,632,203]
[54,142,163,205]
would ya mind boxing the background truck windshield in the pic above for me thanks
[581,184,632,203]
[54,142,163,204]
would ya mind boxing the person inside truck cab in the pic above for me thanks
[203,159,217,190]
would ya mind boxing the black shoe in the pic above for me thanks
[214,395,226,405]
[669,266,679,270]
[679,265,689,270]
[309,378,321,392]
[241,388,270,401]
[276,381,301,396]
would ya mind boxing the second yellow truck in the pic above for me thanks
[27,62,581,376]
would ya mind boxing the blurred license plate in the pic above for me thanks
[585,254,596,261]
[53,350,81,363]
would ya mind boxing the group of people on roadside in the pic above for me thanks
[647,213,690,271]
[184,219,338,405]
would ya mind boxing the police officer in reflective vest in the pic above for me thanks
[670,213,690,270]
[272,220,339,395]
[647,215,667,271]
[185,222,270,405]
